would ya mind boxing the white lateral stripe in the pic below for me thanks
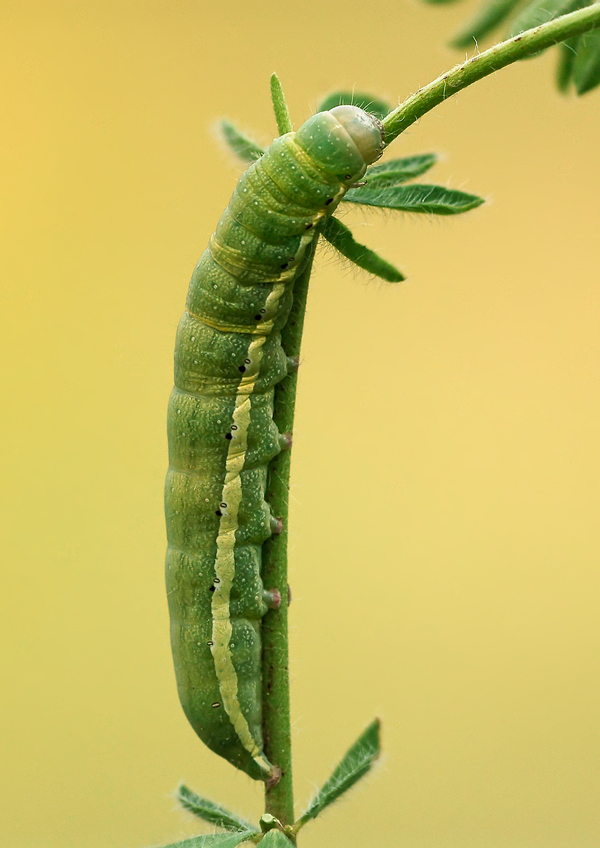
[210,281,286,774]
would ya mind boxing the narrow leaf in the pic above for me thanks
[421,0,465,7]
[270,73,293,135]
[219,120,264,164]
[176,784,258,834]
[344,183,485,215]
[316,91,392,121]
[507,0,585,38]
[298,719,381,825]
[366,153,438,185]
[556,35,580,89]
[451,0,526,47]
[256,831,295,848]
[157,830,255,848]
[320,216,404,282]
[573,27,600,92]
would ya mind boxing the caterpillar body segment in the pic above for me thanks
[165,106,384,781]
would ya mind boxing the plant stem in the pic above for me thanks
[382,1,600,143]
[261,241,318,830]
[259,0,600,805]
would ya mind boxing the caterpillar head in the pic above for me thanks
[328,105,385,165]
[295,105,384,181]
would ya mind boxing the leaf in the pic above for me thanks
[316,91,392,121]
[366,153,438,185]
[219,120,265,164]
[344,183,485,215]
[176,784,258,834]
[270,72,293,135]
[507,0,584,38]
[556,35,580,89]
[256,831,295,847]
[297,719,381,826]
[573,27,600,92]
[320,216,405,283]
[451,0,526,48]
[421,0,464,7]
[156,830,256,848]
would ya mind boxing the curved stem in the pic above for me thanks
[261,240,318,831]
[382,1,600,144]
[259,3,599,816]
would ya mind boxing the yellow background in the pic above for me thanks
[1,1,599,846]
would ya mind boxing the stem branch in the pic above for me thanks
[259,4,600,815]
[261,241,318,830]
[382,2,600,143]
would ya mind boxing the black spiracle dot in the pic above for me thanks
[211,702,221,709]
[239,365,246,372]
[259,309,266,314]
[206,640,214,646]
[244,358,251,364]
[344,174,352,180]
[325,198,334,205]
[214,578,220,584]
[231,424,238,430]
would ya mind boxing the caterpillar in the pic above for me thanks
[165,104,385,783]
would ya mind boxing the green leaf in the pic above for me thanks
[297,718,381,826]
[366,153,438,185]
[157,830,256,848]
[320,216,404,283]
[507,0,585,38]
[176,784,258,834]
[316,91,392,121]
[451,0,526,47]
[556,35,580,89]
[270,73,293,135]
[219,120,265,164]
[573,27,600,92]
[256,831,295,847]
[344,183,485,215]
[421,0,464,7]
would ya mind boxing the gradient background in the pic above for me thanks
[2,2,599,847]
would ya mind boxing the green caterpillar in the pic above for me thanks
[165,105,385,783]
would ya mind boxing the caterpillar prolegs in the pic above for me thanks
[165,105,385,782]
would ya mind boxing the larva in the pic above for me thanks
[165,105,384,782]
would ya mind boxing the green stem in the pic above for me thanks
[382,1,600,144]
[259,3,599,811]
[261,240,318,831]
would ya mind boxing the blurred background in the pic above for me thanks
[1,1,599,846]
